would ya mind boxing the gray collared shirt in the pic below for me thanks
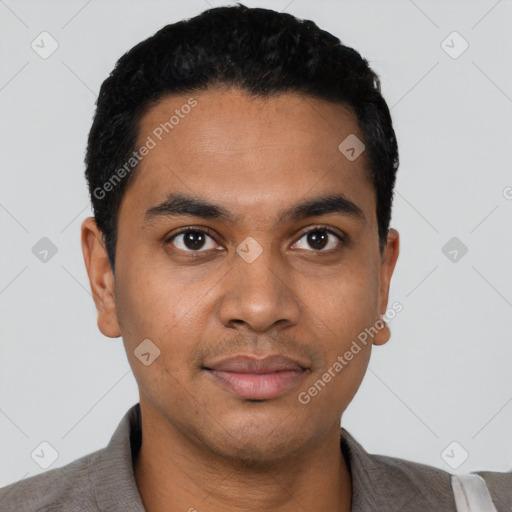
[1,402,510,511]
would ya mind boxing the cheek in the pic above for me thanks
[297,260,379,403]
[115,269,202,409]
[114,263,203,380]
[297,343,371,416]
[116,254,193,332]
[304,264,380,341]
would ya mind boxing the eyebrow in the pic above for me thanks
[142,192,367,227]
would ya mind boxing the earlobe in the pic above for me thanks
[80,217,121,338]
[372,318,391,346]
[373,228,400,346]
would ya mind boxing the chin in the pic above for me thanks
[198,420,312,468]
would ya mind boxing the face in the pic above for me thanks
[82,85,399,465]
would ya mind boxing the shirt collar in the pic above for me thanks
[91,402,424,512]
[90,403,145,511]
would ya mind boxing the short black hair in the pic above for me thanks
[85,2,399,273]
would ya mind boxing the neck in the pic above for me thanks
[133,407,352,512]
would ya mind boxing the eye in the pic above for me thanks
[165,226,344,254]
[166,228,222,252]
[291,227,344,252]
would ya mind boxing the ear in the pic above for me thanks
[372,228,400,346]
[81,217,121,338]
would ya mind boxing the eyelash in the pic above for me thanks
[164,225,346,255]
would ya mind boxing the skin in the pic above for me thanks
[81,84,399,512]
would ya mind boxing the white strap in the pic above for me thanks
[451,474,498,512]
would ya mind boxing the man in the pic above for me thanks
[1,3,510,511]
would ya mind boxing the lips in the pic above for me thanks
[205,354,306,373]
[203,355,308,400]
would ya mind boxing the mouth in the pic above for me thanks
[203,354,309,400]
[205,369,307,400]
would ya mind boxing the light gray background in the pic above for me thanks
[1,0,511,488]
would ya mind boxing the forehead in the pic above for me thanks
[120,86,376,226]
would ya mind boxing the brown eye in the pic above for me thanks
[291,228,343,252]
[169,229,219,252]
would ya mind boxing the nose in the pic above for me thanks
[217,242,301,333]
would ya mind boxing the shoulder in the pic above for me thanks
[370,451,457,509]
[0,448,103,512]
[371,452,511,511]
[475,469,512,511]
[341,428,512,511]
[0,404,145,512]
